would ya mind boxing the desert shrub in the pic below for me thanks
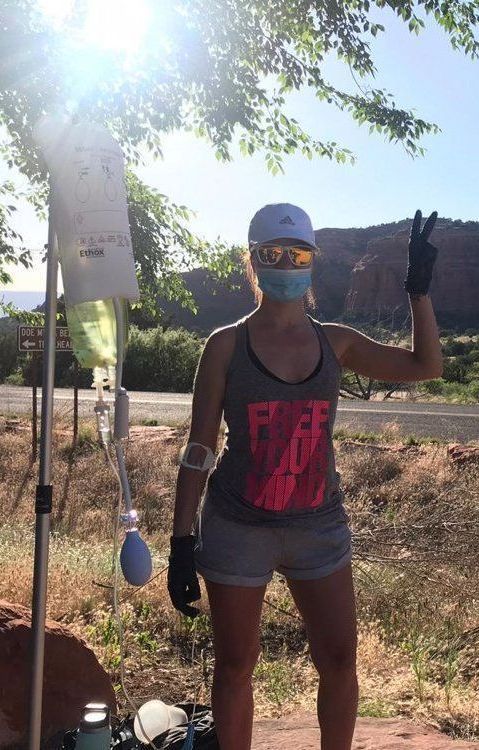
[122,325,204,392]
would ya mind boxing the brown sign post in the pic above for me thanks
[17,326,77,459]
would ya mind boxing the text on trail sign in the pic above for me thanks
[18,326,73,353]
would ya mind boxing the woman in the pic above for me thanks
[168,203,443,750]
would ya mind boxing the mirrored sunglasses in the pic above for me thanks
[251,244,314,267]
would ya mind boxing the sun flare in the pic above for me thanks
[38,0,150,54]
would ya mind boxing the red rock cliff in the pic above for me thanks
[344,226,479,321]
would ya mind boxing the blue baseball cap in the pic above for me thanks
[248,203,317,249]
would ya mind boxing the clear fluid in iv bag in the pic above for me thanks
[66,297,128,371]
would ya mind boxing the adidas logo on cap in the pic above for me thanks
[248,203,315,247]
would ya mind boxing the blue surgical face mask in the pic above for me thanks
[256,267,312,301]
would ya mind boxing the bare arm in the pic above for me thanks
[172,330,228,537]
[332,293,443,382]
[408,293,443,376]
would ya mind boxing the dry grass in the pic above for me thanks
[1,415,479,739]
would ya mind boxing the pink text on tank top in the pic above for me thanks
[245,399,330,512]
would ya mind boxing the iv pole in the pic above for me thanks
[26,123,151,745]
[28,182,58,750]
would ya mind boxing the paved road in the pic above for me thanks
[1,385,478,442]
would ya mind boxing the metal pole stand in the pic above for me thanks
[28,190,58,750]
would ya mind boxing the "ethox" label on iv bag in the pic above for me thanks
[33,115,140,307]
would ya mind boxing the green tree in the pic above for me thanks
[1,0,478,309]
[0,326,18,381]
[122,326,204,392]
[0,181,31,286]
[125,172,239,322]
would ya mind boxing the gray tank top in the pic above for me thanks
[206,313,346,528]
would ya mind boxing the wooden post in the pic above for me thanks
[32,355,38,462]
[73,359,78,448]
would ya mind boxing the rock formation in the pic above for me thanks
[345,225,479,323]
[152,219,479,334]
[0,600,116,749]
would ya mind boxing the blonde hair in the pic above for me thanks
[240,249,318,311]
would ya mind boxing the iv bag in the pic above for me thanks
[33,115,139,382]
[33,114,139,307]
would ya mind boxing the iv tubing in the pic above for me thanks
[108,297,200,748]
[104,442,157,749]
[97,299,155,747]
[112,296,132,513]
[113,297,124,392]
[109,297,200,747]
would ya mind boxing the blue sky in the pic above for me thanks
[2,4,478,295]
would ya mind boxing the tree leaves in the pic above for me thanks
[0,0,476,313]
[0,180,31,291]
[0,0,463,180]
[125,172,240,322]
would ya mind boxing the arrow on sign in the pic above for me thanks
[18,324,71,352]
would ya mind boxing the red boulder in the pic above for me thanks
[0,600,116,748]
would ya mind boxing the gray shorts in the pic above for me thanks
[194,495,352,587]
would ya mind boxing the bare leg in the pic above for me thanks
[316,669,358,750]
[287,563,358,750]
[204,578,266,750]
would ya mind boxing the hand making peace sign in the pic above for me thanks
[404,209,439,296]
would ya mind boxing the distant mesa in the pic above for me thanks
[156,218,479,334]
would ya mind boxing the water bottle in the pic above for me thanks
[75,703,111,750]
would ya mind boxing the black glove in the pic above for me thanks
[167,535,201,618]
[404,209,438,296]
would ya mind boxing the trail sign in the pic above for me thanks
[17,325,73,353]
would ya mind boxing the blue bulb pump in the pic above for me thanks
[120,519,153,587]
